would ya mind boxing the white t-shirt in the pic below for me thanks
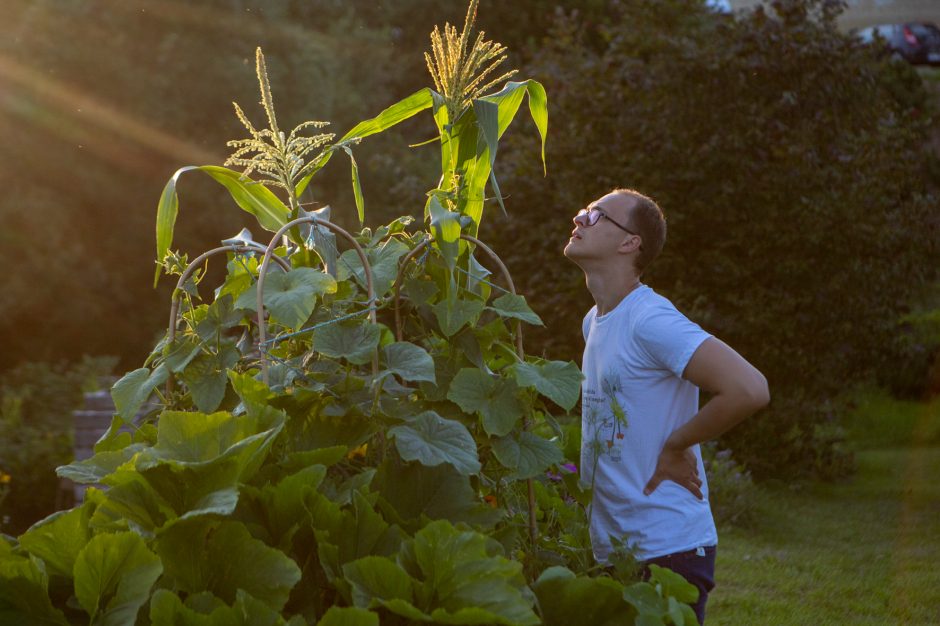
[580,285,717,562]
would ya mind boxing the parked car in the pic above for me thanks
[857,22,940,65]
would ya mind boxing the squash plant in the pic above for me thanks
[0,2,699,624]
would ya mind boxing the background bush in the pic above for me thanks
[0,357,115,534]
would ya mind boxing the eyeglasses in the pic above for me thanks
[574,207,639,237]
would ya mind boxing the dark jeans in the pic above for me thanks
[642,545,716,625]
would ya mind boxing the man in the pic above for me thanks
[563,189,769,624]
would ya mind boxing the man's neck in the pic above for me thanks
[584,266,642,316]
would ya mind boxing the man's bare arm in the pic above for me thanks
[644,337,769,499]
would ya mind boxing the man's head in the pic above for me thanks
[564,188,666,276]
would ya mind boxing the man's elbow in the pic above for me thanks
[743,373,770,412]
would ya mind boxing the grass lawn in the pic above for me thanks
[708,444,940,624]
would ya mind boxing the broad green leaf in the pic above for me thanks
[156,519,301,611]
[111,365,168,420]
[228,370,273,409]
[343,556,415,608]
[342,146,365,225]
[91,468,178,535]
[491,432,563,480]
[373,461,491,526]
[511,360,582,411]
[145,410,279,466]
[316,606,380,626]
[56,444,148,484]
[180,353,228,413]
[73,531,163,625]
[428,195,462,270]
[389,411,480,475]
[383,342,435,383]
[258,465,327,547]
[295,88,435,198]
[149,589,291,626]
[403,276,439,305]
[490,294,544,326]
[409,520,539,625]
[447,369,522,437]
[533,566,633,626]
[311,486,400,579]
[279,446,348,473]
[134,410,284,515]
[0,554,70,625]
[337,237,410,296]
[93,415,133,454]
[237,267,337,330]
[163,336,203,374]
[648,564,700,605]
[19,502,94,577]
[431,298,485,337]
[194,295,244,342]
[122,411,283,525]
[216,253,260,302]
[156,166,291,285]
[129,464,240,529]
[622,582,666,617]
[313,321,381,365]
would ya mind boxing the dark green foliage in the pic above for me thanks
[0,357,115,534]
[491,0,940,479]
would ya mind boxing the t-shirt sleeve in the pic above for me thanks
[634,305,711,379]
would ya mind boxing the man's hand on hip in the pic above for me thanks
[644,443,703,500]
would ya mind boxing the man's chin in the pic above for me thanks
[563,239,583,261]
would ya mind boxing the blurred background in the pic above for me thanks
[1,0,938,551]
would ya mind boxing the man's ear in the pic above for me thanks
[617,234,641,254]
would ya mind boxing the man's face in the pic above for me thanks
[563,192,638,264]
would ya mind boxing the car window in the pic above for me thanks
[910,23,940,42]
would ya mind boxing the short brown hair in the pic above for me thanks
[613,188,666,274]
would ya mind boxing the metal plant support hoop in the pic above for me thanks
[166,243,290,396]
[256,217,376,385]
[392,234,538,544]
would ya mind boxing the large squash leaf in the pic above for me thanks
[491,432,563,480]
[532,566,633,626]
[0,553,69,625]
[389,412,480,476]
[73,531,163,626]
[447,368,522,437]
[510,360,582,411]
[19,501,95,577]
[155,519,301,612]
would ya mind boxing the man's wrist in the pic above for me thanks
[663,433,689,451]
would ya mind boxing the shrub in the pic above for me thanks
[701,442,762,527]
[0,357,115,534]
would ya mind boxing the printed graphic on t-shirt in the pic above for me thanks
[583,373,629,465]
